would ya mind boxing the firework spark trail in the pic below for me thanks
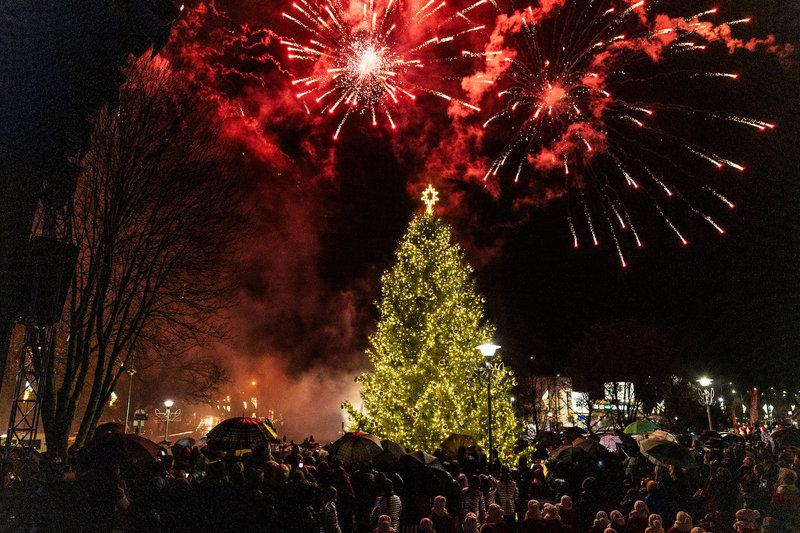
[469,0,785,263]
[281,0,490,138]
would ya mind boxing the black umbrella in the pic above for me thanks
[373,439,406,470]
[535,431,561,448]
[771,427,800,448]
[75,433,160,475]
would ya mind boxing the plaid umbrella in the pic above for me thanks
[207,417,278,451]
[329,432,383,464]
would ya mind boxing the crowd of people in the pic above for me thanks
[1,429,799,532]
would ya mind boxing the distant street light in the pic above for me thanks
[697,377,714,430]
[477,342,500,464]
[124,367,136,433]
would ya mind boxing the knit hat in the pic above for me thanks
[734,508,760,531]
[674,511,693,529]
[526,500,542,521]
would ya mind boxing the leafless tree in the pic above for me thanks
[41,56,241,459]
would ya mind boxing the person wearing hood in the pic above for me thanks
[609,510,628,533]
[589,511,610,533]
[644,514,665,533]
[733,508,760,533]
[628,500,650,533]
[482,503,509,533]
[667,511,693,533]
[428,495,457,533]
[770,467,799,531]
[556,495,577,531]
[518,500,546,533]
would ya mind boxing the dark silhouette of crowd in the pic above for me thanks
[1,431,799,532]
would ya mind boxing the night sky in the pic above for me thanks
[142,0,800,439]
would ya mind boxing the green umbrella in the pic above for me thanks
[623,420,659,435]
[639,440,698,469]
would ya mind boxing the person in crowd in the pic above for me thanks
[419,517,435,532]
[429,495,457,533]
[482,503,509,533]
[319,486,342,533]
[644,513,665,533]
[374,514,396,533]
[496,465,519,529]
[609,509,628,533]
[464,512,480,533]
[556,494,577,532]
[589,511,611,533]
[627,500,650,533]
[518,500,545,533]
[541,503,566,533]
[770,467,800,530]
[733,507,760,533]
[667,511,693,533]
[463,475,488,524]
[371,479,402,531]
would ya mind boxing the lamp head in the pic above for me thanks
[698,377,712,388]
[164,399,174,408]
[476,343,500,359]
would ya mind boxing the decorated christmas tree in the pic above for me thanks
[344,186,520,457]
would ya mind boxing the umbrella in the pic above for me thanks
[562,427,586,443]
[207,417,279,451]
[549,445,590,465]
[572,438,606,457]
[398,451,449,492]
[174,437,196,448]
[76,432,160,474]
[624,420,659,435]
[771,427,800,448]
[599,434,623,452]
[329,432,383,464]
[534,431,561,448]
[440,434,483,459]
[373,439,406,470]
[639,439,697,469]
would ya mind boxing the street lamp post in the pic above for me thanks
[477,342,500,464]
[155,400,181,445]
[698,377,714,431]
[124,367,136,433]
[163,400,173,443]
